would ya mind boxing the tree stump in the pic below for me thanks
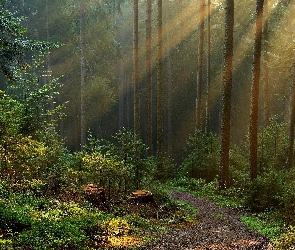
[83,184,106,206]
[128,190,154,204]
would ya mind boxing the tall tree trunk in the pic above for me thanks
[288,69,295,168]
[166,0,173,157]
[133,0,140,137]
[219,0,234,190]
[263,0,270,126]
[157,0,163,157]
[146,0,152,155]
[205,0,211,134]
[250,0,264,180]
[196,0,206,130]
[79,0,86,148]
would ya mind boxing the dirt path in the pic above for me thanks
[138,190,273,250]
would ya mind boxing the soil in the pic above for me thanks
[138,190,274,250]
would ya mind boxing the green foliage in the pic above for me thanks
[82,129,153,191]
[0,202,32,233]
[0,90,24,136]
[258,117,288,172]
[0,1,58,82]
[244,170,286,212]
[181,131,220,181]
[8,56,65,136]
[240,214,283,240]
[273,226,295,250]
[17,219,88,249]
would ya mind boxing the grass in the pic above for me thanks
[239,214,283,241]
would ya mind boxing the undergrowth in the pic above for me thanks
[0,181,198,249]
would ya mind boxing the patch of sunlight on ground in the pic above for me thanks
[107,235,142,247]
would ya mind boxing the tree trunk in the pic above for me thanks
[146,0,152,155]
[133,0,140,137]
[196,0,206,131]
[263,0,270,126]
[166,0,173,157]
[219,0,234,190]
[205,0,211,134]
[157,0,163,157]
[288,70,295,168]
[79,0,86,147]
[250,0,264,180]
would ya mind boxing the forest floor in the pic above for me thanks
[138,190,274,250]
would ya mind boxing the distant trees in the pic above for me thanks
[219,0,234,190]
[7,0,295,179]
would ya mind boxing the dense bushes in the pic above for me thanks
[181,131,220,181]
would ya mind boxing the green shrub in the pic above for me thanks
[181,131,220,181]
[17,219,88,249]
[0,203,32,232]
[258,118,288,172]
[244,170,285,212]
[277,170,295,225]
[273,226,295,250]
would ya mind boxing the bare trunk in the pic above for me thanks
[133,0,140,137]
[157,0,163,157]
[288,70,295,168]
[146,0,152,155]
[219,0,234,190]
[79,0,86,147]
[196,0,206,131]
[263,0,270,126]
[167,0,173,157]
[249,0,264,180]
[205,0,211,134]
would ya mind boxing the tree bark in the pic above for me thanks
[263,0,270,126]
[146,0,152,155]
[79,0,86,147]
[196,0,206,131]
[205,0,211,134]
[166,0,173,157]
[157,0,163,156]
[288,70,295,168]
[250,0,264,180]
[133,0,140,137]
[219,0,234,190]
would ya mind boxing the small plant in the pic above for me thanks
[273,226,295,250]
[240,214,283,240]
[107,218,130,236]
[212,212,226,221]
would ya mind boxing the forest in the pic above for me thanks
[1,0,295,249]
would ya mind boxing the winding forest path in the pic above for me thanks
[139,190,273,250]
